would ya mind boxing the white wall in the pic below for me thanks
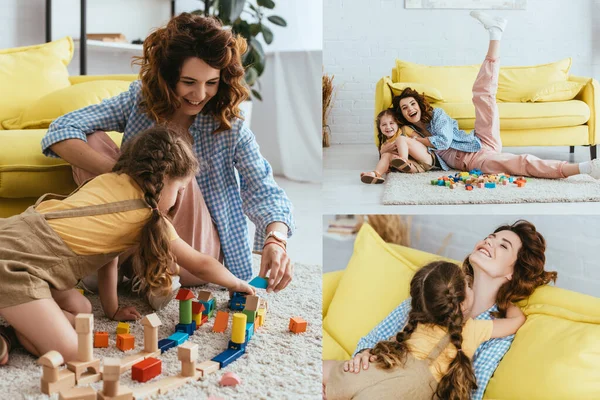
[323,0,596,144]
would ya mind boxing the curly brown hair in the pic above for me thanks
[133,13,249,133]
[375,109,400,151]
[463,220,558,318]
[112,126,199,297]
[391,87,435,126]
[371,261,477,400]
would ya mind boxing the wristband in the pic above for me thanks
[263,240,286,253]
[111,306,121,321]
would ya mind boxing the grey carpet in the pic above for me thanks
[0,255,322,399]
[383,170,600,205]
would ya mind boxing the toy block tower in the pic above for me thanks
[98,358,132,400]
[191,301,205,328]
[212,313,246,368]
[141,313,162,355]
[175,289,196,335]
[66,314,101,383]
[38,350,75,395]
[178,342,198,377]
[197,290,216,318]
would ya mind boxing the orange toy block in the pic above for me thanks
[94,332,109,348]
[289,317,307,333]
[116,333,135,351]
[212,311,229,333]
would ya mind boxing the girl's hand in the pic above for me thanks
[232,279,256,296]
[113,306,142,321]
[259,242,293,293]
[343,349,376,374]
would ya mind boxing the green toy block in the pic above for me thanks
[242,309,257,323]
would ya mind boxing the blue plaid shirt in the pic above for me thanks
[354,298,513,400]
[413,107,482,171]
[41,80,295,280]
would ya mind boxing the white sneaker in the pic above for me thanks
[147,275,181,311]
[470,11,508,32]
[589,158,600,179]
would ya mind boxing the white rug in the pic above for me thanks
[0,255,322,399]
[383,170,600,205]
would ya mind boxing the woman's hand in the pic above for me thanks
[343,349,376,374]
[259,241,293,293]
[113,306,142,321]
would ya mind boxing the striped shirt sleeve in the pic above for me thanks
[353,298,411,356]
[427,108,455,151]
[41,81,139,158]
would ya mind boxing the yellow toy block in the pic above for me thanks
[116,322,130,335]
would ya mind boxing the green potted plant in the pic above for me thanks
[192,0,287,101]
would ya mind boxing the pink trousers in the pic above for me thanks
[437,57,567,178]
[72,131,222,284]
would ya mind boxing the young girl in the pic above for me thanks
[392,11,600,179]
[323,261,526,400]
[0,126,254,365]
[360,110,436,184]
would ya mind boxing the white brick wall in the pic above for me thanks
[324,0,597,144]
[409,215,600,297]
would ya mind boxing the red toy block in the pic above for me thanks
[192,301,206,315]
[131,357,161,383]
[289,317,307,333]
[516,181,526,187]
[202,315,208,324]
[465,185,473,191]
[93,331,108,348]
[116,333,135,351]
[212,311,229,333]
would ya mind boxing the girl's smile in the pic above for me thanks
[379,115,399,137]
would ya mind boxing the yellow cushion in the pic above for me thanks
[497,58,572,102]
[500,126,590,147]
[323,270,344,318]
[485,286,600,399]
[395,59,478,103]
[435,100,590,131]
[0,37,73,122]
[322,224,419,356]
[387,82,444,103]
[2,80,131,130]
[523,80,586,103]
[323,329,351,361]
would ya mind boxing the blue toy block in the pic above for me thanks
[229,292,246,311]
[509,177,514,183]
[228,340,247,352]
[200,298,217,317]
[158,338,177,353]
[485,182,496,189]
[211,348,245,369]
[167,332,189,345]
[249,276,268,289]
[245,322,255,342]
[437,180,444,186]
[175,321,196,336]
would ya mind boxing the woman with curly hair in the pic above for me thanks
[323,261,525,400]
[41,13,294,309]
[389,11,600,178]
[323,219,558,400]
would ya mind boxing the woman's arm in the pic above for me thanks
[490,304,526,338]
[41,81,139,168]
[471,335,515,400]
[171,238,255,295]
[426,108,455,151]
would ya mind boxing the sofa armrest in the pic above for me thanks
[571,75,599,145]
[68,74,138,85]
[374,76,394,147]
[323,270,345,318]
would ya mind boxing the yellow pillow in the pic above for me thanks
[2,80,131,130]
[388,82,444,103]
[322,223,420,356]
[498,58,572,102]
[521,80,585,103]
[396,59,479,103]
[486,286,600,399]
[0,37,73,122]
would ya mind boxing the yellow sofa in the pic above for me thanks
[323,223,600,399]
[0,37,136,217]
[374,58,599,160]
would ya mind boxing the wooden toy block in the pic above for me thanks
[212,311,229,333]
[229,292,246,311]
[228,339,247,352]
[242,309,257,324]
[289,317,307,333]
[192,313,202,328]
[516,181,526,187]
[249,276,268,289]
[449,183,456,189]
[197,290,213,302]
[431,179,437,185]
[245,322,255,341]
[211,348,245,368]
[131,357,162,383]
[477,183,485,189]
[485,182,496,188]
[157,371,202,395]
[207,397,225,400]
[502,180,509,185]
[94,331,109,348]
[38,351,76,395]
[231,313,247,345]
[141,314,162,353]
[167,332,188,345]
[256,314,263,328]
[116,322,130,335]
[258,298,268,312]
[178,342,198,377]
[99,358,133,400]
[59,386,97,400]
[158,338,177,353]
[116,334,135,351]
[208,299,216,318]
[75,314,93,334]
[196,360,220,377]
[201,315,208,324]
[244,295,260,311]
[176,289,195,324]
[175,321,196,336]
[219,371,241,387]
[77,370,102,385]
[67,359,101,381]
[192,301,205,315]
[465,185,473,191]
